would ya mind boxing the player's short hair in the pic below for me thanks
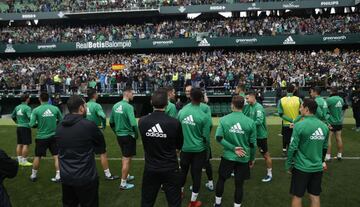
[310,86,321,95]
[237,83,246,92]
[303,98,318,114]
[190,87,203,103]
[67,95,86,114]
[246,91,256,97]
[164,86,174,93]
[87,88,97,99]
[123,86,133,93]
[151,90,168,109]
[330,87,338,94]
[287,84,295,93]
[21,93,30,102]
[232,95,244,110]
[40,92,49,102]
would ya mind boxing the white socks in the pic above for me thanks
[267,168,273,177]
[208,180,214,187]
[104,169,111,177]
[234,203,241,207]
[31,169,38,178]
[121,179,127,187]
[17,156,23,163]
[55,170,60,180]
[190,192,198,202]
[337,153,342,158]
[325,154,331,160]
[215,196,222,205]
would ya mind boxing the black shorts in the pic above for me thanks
[330,125,343,132]
[180,150,207,170]
[283,126,293,144]
[256,139,268,154]
[95,144,106,155]
[117,135,136,157]
[218,157,250,182]
[290,168,323,197]
[141,169,182,207]
[62,178,99,207]
[16,127,32,145]
[35,137,58,157]
[207,147,212,160]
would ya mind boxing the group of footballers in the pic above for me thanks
[10,82,346,207]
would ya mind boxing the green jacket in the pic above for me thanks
[239,92,250,116]
[314,96,329,122]
[109,100,138,138]
[248,102,268,139]
[286,115,329,173]
[86,99,107,129]
[215,111,257,163]
[165,101,177,118]
[326,95,345,125]
[12,102,32,128]
[177,103,212,153]
[29,103,63,139]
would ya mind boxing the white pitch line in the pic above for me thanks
[14,157,360,161]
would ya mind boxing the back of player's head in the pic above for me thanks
[246,91,256,97]
[151,89,168,109]
[330,87,338,94]
[156,87,167,94]
[237,83,246,92]
[164,85,174,93]
[287,84,295,93]
[232,95,244,110]
[67,95,86,114]
[21,93,30,102]
[302,98,318,114]
[40,92,49,102]
[87,88,97,99]
[310,86,321,95]
[123,86,133,94]
[190,87,203,103]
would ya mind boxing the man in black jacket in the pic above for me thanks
[139,89,183,207]
[55,95,106,207]
[351,85,360,131]
[0,149,19,207]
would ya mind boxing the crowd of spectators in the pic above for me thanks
[1,0,261,13]
[0,49,359,95]
[1,14,359,44]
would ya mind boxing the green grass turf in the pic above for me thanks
[1,121,360,206]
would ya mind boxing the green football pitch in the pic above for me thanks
[1,114,360,207]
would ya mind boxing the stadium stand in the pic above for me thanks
[1,14,359,43]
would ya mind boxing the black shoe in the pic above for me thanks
[51,177,62,183]
[30,176,37,182]
[105,175,120,181]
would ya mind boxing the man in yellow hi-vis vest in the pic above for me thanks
[277,84,302,156]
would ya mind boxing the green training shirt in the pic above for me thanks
[240,92,250,116]
[215,111,257,163]
[326,96,345,126]
[314,96,329,122]
[29,103,63,139]
[86,99,106,128]
[286,115,329,173]
[177,103,212,153]
[12,102,32,128]
[165,101,177,118]
[109,100,138,138]
[248,102,268,139]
